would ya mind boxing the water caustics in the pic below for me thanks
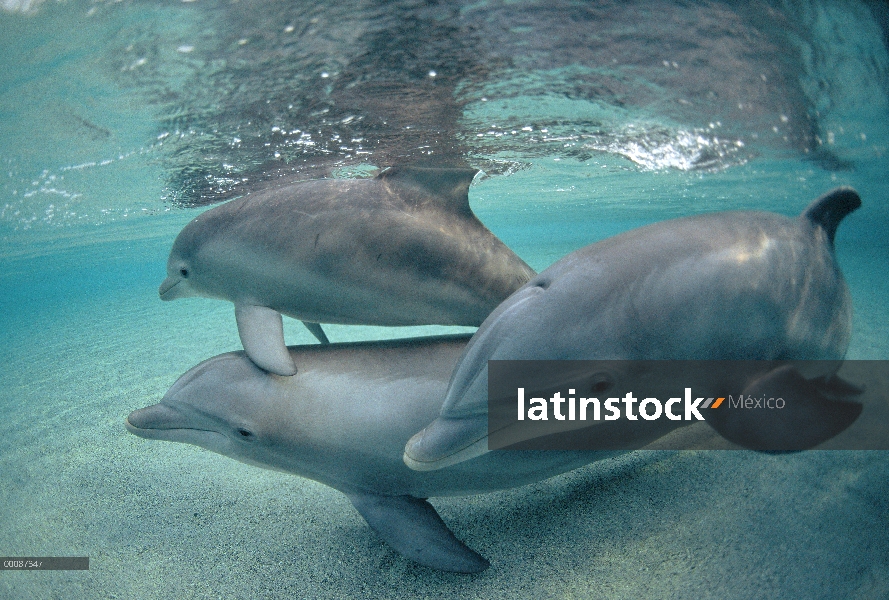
[0,0,887,229]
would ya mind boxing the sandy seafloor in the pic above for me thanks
[2,0,889,598]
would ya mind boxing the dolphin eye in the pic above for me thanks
[180,268,189,278]
[590,373,613,394]
[236,427,254,439]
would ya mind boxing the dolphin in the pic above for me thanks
[403,187,863,470]
[125,335,862,572]
[125,335,613,573]
[159,166,535,376]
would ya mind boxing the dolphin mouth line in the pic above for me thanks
[124,417,218,436]
[158,278,181,299]
[402,412,521,472]
[402,429,490,472]
[124,417,212,433]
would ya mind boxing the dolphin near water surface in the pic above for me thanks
[159,166,535,376]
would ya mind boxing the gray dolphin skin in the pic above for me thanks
[158,166,535,376]
[126,335,612,573]
[123,337,862,573]
[403,187,863,471]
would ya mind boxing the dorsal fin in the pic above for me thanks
[801,187,861,245]
[376,165,479,217]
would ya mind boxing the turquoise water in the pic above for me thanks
[1,1,888,598]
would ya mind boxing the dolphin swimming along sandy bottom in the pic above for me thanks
[125,335,616,573]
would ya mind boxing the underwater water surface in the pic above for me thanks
[1,0,888,598]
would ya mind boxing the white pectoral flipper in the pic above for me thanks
[234,303,297,376]
[346,492,490,573]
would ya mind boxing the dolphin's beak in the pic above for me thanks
[403,415,490,471]
[158,276,181,300]
[125,404,188,438]
[126,403,228,447]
